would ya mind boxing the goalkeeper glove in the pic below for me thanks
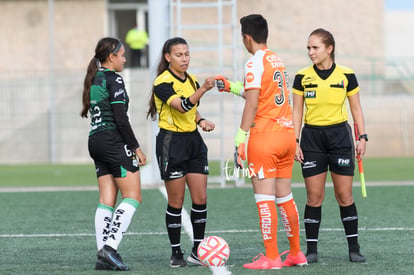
[234,128,247,169]
[215,75,244,97]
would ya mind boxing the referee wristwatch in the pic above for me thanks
[359,134,368,141]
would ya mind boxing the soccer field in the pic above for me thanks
[1,184,413,274]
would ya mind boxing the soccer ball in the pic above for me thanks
[197,236,230,267]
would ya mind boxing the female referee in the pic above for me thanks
[292,28,367,264]
[81,37,146,271]
[147,37,216,268]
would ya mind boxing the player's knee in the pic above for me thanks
[306,195,324,207]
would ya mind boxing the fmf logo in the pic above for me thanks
[338,158,351,166]
[305,91,316,98]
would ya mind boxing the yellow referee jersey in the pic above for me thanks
[292,63,360,126]
[153,69,199,132]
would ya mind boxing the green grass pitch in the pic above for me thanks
[1,186,413,274]
[0,158,413,274]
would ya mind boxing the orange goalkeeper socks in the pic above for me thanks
[276,193,301,256]
[255,194,279,259]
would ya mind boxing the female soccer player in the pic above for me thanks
[216,14,307,269]
[147,37,216,267]
[292,28,367,263]
[81,37,146,271]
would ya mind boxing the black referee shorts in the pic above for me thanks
[88,130,139,178]
[156,129,209,180]
[300,122,355,178]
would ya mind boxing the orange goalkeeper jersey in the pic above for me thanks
[244,48,294,135]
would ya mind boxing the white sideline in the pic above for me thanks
[0,227,414,239]
[1,227,414,238]
[1,180,413,193]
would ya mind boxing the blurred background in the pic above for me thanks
[0,0,413,184]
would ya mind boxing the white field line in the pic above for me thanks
[1,227,414,238]
[1,180,413,193]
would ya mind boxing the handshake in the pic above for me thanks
[215,75,244,97]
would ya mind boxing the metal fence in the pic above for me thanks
[1,58,414,167]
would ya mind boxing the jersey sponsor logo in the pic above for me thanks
[303,161,317,169]
[167,223,182,229]
[169,171,184,179]
[305,90,316,98]
[338,158,351,166]
[246,61,253,68]
[266,54,284,68]
[267,168,276,173]
[258,203,272,240]
[330,80,345,88]
[272,116,294,128]
[279,205,293,237]
[115,76,123,84]
[132,156,138,167]
[246,72,254,83]
[114,89,125,99]
[304,83,318,88]
[107,208,125,241]
[303,76,316,84]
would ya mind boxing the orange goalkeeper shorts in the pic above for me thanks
[247,131,296,179]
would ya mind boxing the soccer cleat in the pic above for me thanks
[282,251,308,267]
[187,251,203,266]
[306,252,318,263]
[95,257,116,270]
[95,252,125,270]
[97,245,129,271]
[349,243,366,262]
[170,250,187,267]
[243,253,282,270]
[349,251,366,262]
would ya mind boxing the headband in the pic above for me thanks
[112,41,122,54]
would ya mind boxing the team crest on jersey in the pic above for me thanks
[305,90,316,98]
[246,72,254,83]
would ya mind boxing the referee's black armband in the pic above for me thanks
[181,97,195,112]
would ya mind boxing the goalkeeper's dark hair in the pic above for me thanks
[310,28,336,62]
[240,14,268,44]
[147,37,188,120]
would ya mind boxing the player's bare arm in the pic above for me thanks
[240,89,259,131]
[169,76,215,113]
[293,93,305,162]
[348,93,367,158]
[196,111,215,132]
